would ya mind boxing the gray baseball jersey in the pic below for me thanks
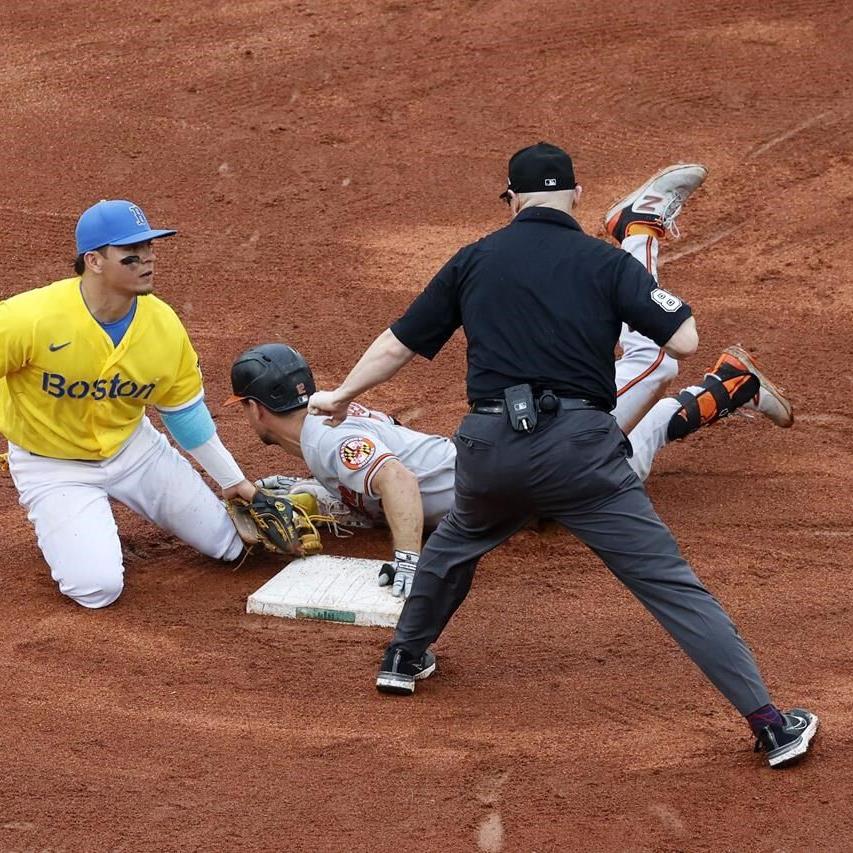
[299,403,456,528]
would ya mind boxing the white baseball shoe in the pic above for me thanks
[604,163,708,242]
[718,345,794,428]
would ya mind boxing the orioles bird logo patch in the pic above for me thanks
[339,437,376,470]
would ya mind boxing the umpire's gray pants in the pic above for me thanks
[391,405,771,716]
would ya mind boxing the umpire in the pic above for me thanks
[309,142,817,767]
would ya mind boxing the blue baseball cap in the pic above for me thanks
[75,199,177,254]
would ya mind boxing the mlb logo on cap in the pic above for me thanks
[75,200,177,254]
[499,141,577,200]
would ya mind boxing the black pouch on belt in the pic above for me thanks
[503,384,537,432]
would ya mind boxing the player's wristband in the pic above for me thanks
[394,549,419,569]
[188,432,245,489]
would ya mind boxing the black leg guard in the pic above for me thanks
[667,371,760,441]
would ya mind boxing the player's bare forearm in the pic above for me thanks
[663,316,698,360]
[370,460,424,553]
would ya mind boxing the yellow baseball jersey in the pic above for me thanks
[0,277,203,459]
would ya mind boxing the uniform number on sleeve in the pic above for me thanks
[650,288,682,313]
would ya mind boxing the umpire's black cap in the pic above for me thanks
[499,141,576,200]
[224,343,316,412]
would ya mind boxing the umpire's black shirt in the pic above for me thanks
[391,207,692,410]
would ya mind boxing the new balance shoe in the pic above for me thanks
[376,647,436,695]
[718,345,794,428]
[754,708,819,768]
[604,163,708,242]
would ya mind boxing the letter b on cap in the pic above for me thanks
[128,205,147,227]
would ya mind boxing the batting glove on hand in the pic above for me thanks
[378,549,418,587]
[387,549,419,598]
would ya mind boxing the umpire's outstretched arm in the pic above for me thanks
[308,329,415,424]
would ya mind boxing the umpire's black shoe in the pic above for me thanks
[376,647,436,695]
[754,708,819,768]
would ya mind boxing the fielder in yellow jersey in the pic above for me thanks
[0,199,257,608]
[1,277,206,459]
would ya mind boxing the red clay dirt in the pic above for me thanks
[1,2,852,851]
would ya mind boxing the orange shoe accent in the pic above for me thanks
[625,222,664,239]
[710,351,762,404]
[720,345,794,427]
[712,351,749,374]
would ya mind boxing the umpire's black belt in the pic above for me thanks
[469,396,602,415]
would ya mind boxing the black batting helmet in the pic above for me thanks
[224,343,316,413]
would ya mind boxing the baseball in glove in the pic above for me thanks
[226,488,323,557]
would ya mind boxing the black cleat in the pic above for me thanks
[376,647,436,695]
[754,708,819,768]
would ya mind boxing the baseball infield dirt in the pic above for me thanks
[1,1,851,851]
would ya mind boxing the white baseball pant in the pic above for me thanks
[612,234,679,435]
[7,417,243,608]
